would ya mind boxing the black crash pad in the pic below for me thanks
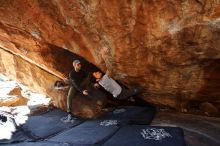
[0,130,33,145]
[3,141,71,146]
[102,125,186,146]
[21,109,83,139]
[48,120,119,145]
[100,106,156,125]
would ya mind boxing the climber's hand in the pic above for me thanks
[83,90,89,96]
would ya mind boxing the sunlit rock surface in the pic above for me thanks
[0,85,28,107]
[0,74,50,111]
[0,0,220,115]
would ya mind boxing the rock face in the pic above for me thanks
[0,50,106,118]
[0,0,220,116]
[0,86,28,107]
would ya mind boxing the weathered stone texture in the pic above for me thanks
[0,0,220,115]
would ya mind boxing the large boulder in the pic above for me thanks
[0,0,220,115]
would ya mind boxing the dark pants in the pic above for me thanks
[117,87,137,100]
[66,77,90,113]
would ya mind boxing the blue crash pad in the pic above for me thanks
[102,125,186,146]
[100,106,156,125]
[21,109,83,139]
[48,120,119,145]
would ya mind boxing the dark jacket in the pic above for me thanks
[69,69,89,93]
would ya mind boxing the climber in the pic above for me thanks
[93,71,141,100]
[92,47,141,100]
[61,59,91,123]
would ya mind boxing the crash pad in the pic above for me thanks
[2,141,71,146]
[102,125,186,146]
[100,106,156,125]
[21,109,83,139]
[48,120,119,145]
[0,130,33,145]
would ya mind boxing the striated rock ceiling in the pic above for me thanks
[0,0,220,116]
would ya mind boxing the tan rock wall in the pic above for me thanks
[0,0,220,114]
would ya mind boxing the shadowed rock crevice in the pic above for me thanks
[39,43,101,77]
[195,59,220,116]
